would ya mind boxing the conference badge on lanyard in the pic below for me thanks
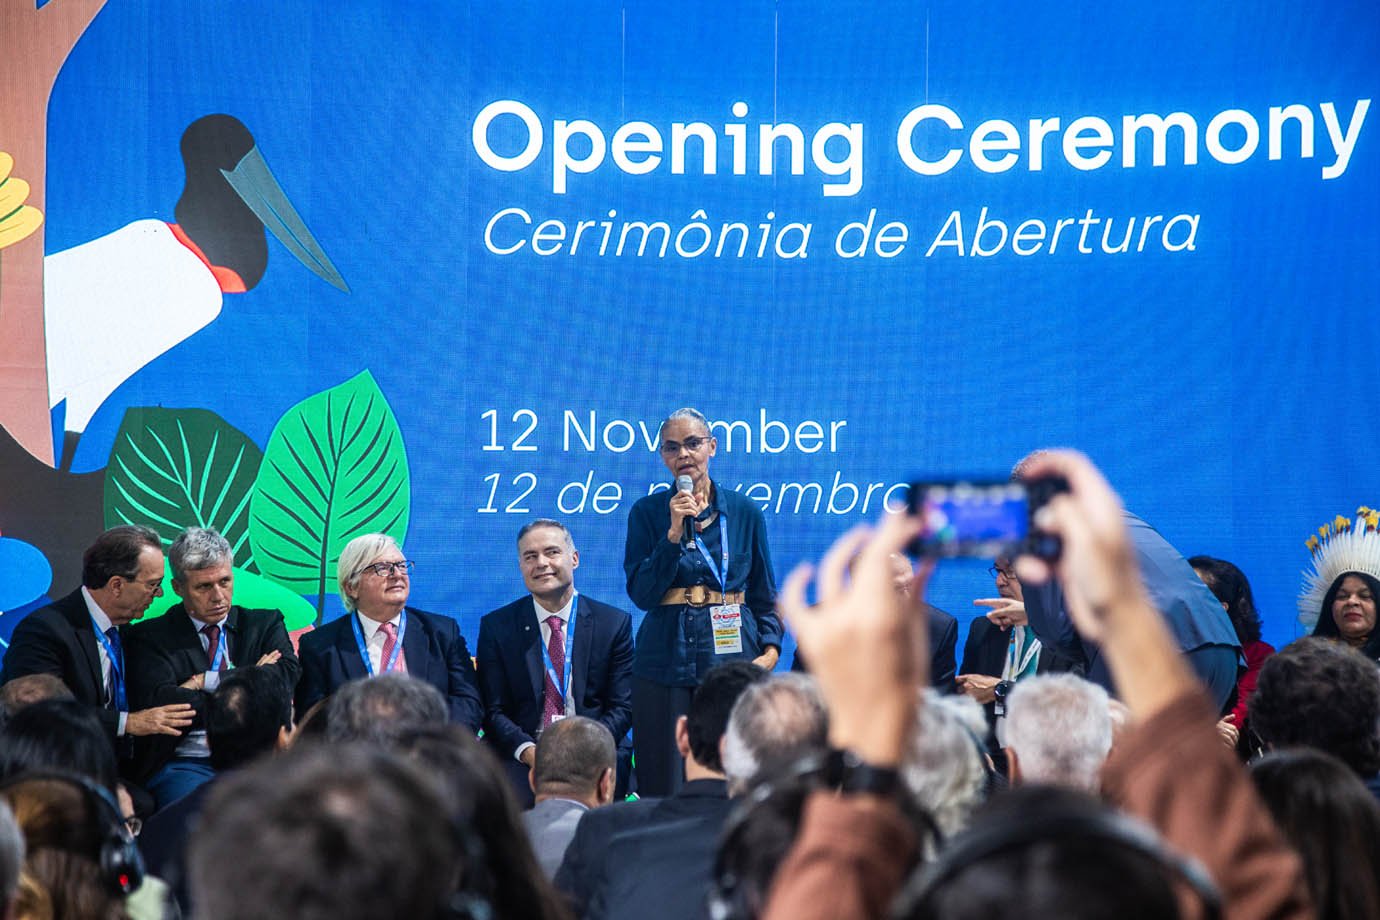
[711,604,743,655]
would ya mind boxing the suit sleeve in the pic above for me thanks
[929,616,957,692]
[2,612,122,741]
[444,625,485,733]
[476,617,533,757]
[1022,578,1091,669]
[598,612,634,742]
[254,610,302,697]
[293,635,329,722]
[124,631,205,715]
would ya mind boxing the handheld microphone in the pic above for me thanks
[676,474,695,548]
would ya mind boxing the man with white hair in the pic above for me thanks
[294,533,482,731]
[126,526,299,808]
[722,672,829,796]
[1003,673,1113,794]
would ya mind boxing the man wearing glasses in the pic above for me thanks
[294,532,483,731]
[0,525,196,767]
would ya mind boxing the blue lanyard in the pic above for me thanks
[538,592,578,702]
[91,619,127,711]
[351,609,407,676]
[692,510,730,591]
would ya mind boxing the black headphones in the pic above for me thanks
[707,751,943,920]
[0,770,145,896]
[892,804,1222,920]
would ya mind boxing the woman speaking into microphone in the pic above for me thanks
[623,407,782,796]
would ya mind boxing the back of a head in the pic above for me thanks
[894,785,1188,920]
[1187,555,1262,645]
[722,673,829,795]
[0,674,74,723]
[0,700,118,794]
[1249,749,1380,920]
[207,666,293,771]
[1004,674,1112,794]
[325,673,448,746]
[531,715,616,797]
[3,776,133,920]
[189,743,461,920]
[1250,637,1380,777]
[903,691,992,836]
[688,662,769,774]
[396,724,565,920]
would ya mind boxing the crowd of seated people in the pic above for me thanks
[2,447,1380,919]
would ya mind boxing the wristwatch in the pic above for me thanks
[993,679,1013,716]
[826,748,903,797]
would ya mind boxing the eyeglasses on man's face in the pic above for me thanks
[358,560,414,578]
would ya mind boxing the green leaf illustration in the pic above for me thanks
[103,408,264,567]
[248,370,410,622]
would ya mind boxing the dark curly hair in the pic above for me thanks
[1188,556,1263,645]
[1250,637,1380,777]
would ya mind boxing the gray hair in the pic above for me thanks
[903,690,991,837]
[659,407,711,441]
[325,674,448,747]
[1005,674,1112,794]
[337,533,403,613]
[531,716,615,794]
[169,527,234,581]
[722,673,829,796]
[516,518,575,552]
[0,799,21,907]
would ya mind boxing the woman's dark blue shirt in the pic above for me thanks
[624,483,781,686]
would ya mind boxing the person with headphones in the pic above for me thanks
[764,451,1313,920]
[0,771,146,920]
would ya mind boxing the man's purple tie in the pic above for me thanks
[379,620,408,674]
[542,615,566,727]
[202,623,226,670]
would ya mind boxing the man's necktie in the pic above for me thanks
[379,620,408,674]
[202,623,227,670]
[542,615,566,727]
[104,626,127,711]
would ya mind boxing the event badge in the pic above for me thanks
[711,604,743,655]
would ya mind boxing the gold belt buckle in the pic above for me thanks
[686,585,711,606]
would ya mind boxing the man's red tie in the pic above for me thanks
[542,615,566,727]
[379,620,408,674]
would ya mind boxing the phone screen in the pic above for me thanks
[907,480,1028,558]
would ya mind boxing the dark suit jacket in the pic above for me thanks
[294,606,483,731]
[555,779,730,918]
[793,603,958,693]
[124,603,300,780]
[476,593,634,759]
[0,588,123,740]
[959,616,1083,736]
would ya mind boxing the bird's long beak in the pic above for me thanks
[221,146,349,292]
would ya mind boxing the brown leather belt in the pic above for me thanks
[661,587,745,607]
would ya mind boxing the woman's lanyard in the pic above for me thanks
[692,514,730,590]
[352,609,407,675]
[540,592,578,702]
[91,620,127,711]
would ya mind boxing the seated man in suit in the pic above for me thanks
[125,527,300,809]
[956,557,1081,765]
[793,552,957,691]
[0,525,194,779]
[295,533,483,731]
[521,715,616,878]
[555,661,765,917]
[477,519,634,805]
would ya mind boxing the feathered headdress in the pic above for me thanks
[1298,506,1380,628]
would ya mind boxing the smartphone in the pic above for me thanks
[906,476,1069,559]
